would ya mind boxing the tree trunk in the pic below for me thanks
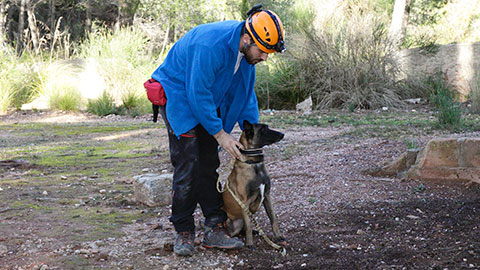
[48,0,55,31]
[26,0,40,53]
[85,0,92,32]
[0,0,6,43]
[388,0,411,44]
[115,0,140,31]
[16,0,26,54]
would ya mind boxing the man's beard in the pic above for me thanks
[243,43,261,65]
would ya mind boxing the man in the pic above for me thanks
[150,5,285,256]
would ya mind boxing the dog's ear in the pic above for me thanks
[243,120,253,131]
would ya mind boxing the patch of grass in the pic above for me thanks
[404,138,418,149]
[49,87,83,111]
[87,91,117,116]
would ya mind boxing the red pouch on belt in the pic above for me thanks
[144,78,167,106]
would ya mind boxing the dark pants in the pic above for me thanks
[160,106,227,232]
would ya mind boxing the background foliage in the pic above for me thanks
[0,0,479,117]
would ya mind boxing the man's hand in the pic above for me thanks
[213,129,243,160]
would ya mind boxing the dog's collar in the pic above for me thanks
[239,148,264,164]
[239,148,263,156]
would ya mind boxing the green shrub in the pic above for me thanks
[49,87,83,111]
[470,72,480,114]
[427,75,463,130]
[255,57,306,109]
[87,91,117,116]
[0,80,14,114]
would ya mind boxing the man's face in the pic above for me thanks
[244,43,269,65]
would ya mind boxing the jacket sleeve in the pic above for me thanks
[184,45,224,135]
[238,68,259,130]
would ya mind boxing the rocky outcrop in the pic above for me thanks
[408,138,480,183]
[133,173,173,207]
[368,138,480,183]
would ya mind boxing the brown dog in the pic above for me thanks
[222,120,285,247]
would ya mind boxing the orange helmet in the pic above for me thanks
[245,5,285,54]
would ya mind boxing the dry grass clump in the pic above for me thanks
[294,6,406,110]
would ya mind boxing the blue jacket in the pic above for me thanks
[151,20,259,137]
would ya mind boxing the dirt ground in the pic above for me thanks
[1,110,480,270]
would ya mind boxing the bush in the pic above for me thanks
[49,87,83,111]
[0,48,39,113]
[470,72,480,114]
[87,91,117,116]
[427,74,463,130]
[78,26,156,107]
[287,4,407,110]
[255,57,306,109]
[33,61,82,111]
[120,91,150,117]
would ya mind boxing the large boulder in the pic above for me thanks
[408,138,480,183]
[368,138,480,183]
[133,173,173,207]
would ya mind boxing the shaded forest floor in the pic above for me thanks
[1,108,480,269]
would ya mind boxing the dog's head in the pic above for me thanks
[240,120,284,148]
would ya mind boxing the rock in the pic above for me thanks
[133,173,173,207]
[404,98,422,104]
[296,96,312,115]
[366,148,420,178]
[370,137,480,183]
[408,138,480,183]
[0,244,7,255]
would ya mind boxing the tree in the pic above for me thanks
[48,0,55,31]
[115,0,140,31]
[85,0,91,32]
[388,0,411,44]
[16,0,26,54]
[0,0,7,44]
[26,0,42,53]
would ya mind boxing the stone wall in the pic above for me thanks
[395,42,480,100]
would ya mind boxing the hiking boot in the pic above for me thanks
[174,231,195,256]
[202,223,244,249]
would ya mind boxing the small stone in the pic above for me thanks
[39,265,49,270]
[382,107,388,111]
[99,189,107,194]
[142,168,150,172]
[0,244,7,255]
[42,191,48,195]
[407,215,420,219]
[0,187,3,191]
[60,176,67,180]
[301,263,307,267]
[356,229,366,235]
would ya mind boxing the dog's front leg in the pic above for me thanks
[241,208,254,247]
[263,193,284,242]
